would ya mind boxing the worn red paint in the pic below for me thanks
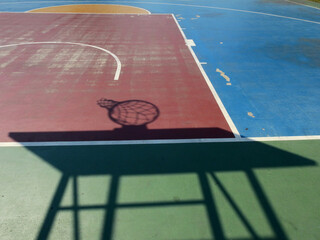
[0,13,234,141]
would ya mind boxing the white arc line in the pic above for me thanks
[285,0,320,10]
[115,1,320,24]
[0,41,121,80]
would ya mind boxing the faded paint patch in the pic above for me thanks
[0,47,18,68]
[201,12,224,18]
[26,48,54,67]
[216,68,231,85]
[0,48,13,57]
[262,38,320,68]
[0,55,18,68]
[259,0,293,5]
[248,112,255,118]
[191,15,201,20]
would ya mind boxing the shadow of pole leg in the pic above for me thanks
[198,172,226,240]
[101,174,120,240]
[245,170,288,240]
[73,176,80,240]
[36,174,70,240]
[210,172,260,238]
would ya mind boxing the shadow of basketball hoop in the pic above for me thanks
[7,134,317,240]
[8,110,318,240]
[8,99,234,142]
[9,101,317,240]
[97,98,160,131]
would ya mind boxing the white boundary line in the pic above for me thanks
[0,1,319,25]
[25,3,152,14]
[171,14,241,139]
[1,135,320,147]
[0,41,121,80]
[285,0,320,10]
[107,1,320,24]
[128,1,320,24]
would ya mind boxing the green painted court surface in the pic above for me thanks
[1,140,320,240]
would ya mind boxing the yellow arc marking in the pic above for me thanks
[27,4,150,14]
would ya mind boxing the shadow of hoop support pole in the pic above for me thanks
[198,172,226,239]
[101,174,120,240]
[36,174,69,240]
[9,103,317,240]
[245,169,289,240]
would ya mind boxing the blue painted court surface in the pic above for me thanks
[0,0,319,138]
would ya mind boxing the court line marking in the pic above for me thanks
[0,41,121,80]
[106,1,320,24]
[123,1,320,24]
[26,3,152,14]
[0,1,319,24]
[1,135,320,147]
[172,14,241,139]
[285,0,320,10]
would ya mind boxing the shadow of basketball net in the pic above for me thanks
[8,100,317,240]
[97,98,160,132]
[9,99,234,142]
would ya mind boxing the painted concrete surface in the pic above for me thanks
[0,1,319,240]
[0,13,234,142]
[1,0,318,137]
[0,140,319,240]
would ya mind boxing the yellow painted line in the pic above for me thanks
[27,4,150,14]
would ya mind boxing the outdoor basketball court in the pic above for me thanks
[0,1,319,240]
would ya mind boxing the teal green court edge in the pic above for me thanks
[1,140,320,240]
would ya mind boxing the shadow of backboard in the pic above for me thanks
[9,129,316,240]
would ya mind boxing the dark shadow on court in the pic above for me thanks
[9,99,234,141]
[9,129,317,240]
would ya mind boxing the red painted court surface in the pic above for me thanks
[0,13,234,142]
